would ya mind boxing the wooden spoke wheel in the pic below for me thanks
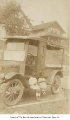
[2,79,24,106]
[51,75,61,94]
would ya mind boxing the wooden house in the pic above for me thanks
[32,21,67,45]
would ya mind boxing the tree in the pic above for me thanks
[0,0,32,35]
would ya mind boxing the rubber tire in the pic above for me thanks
[51,75,61,94]
[2,79,24,106]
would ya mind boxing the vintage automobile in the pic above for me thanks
[0,36,64,106]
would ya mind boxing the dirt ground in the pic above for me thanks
[0,85,70,114]
[1,99,69,114]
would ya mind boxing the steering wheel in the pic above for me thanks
[26,53,34,65]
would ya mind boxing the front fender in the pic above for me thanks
[47,70,63,84]
[5,72,18,80]
[4,72,28,88]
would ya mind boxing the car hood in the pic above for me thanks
[0,61,20,74]
[0,60,19,67]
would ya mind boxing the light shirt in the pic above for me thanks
[38,78,47,89]
[29,77,37,86]
[38,78,46,83]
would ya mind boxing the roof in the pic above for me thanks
[41,33,67,40]
[20,10,33,28]
[2,36,46,42]
[2,35,63,49]
[32,21,65,33]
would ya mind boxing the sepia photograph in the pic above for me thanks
[0,0,69,118]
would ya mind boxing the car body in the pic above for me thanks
[0,36,64,105]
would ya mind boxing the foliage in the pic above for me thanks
[0,0,31,35]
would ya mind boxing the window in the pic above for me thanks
[28,40,38,56]
[7,40,25,51]
[28,45,38,56]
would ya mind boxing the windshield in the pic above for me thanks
[7,40,25,51]
[4,40,25,61]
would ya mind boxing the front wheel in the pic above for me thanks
[2,79,24,106]
[51,75,61,94]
